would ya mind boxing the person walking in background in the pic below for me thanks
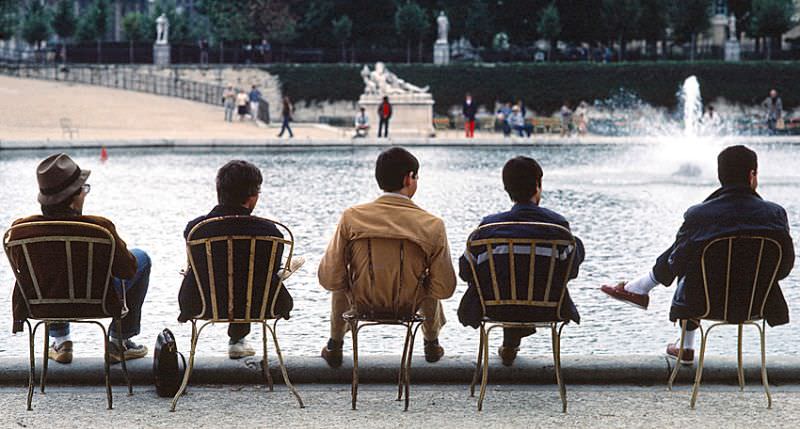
[560,101,573,137]
[222,84,236,123]
[199,39,209,67]
[575,101,589,136]
[248,85,262,122]
[235,89,249,122]
[277,96,294,138]
[463,93,477,138]
[377,96,392,138]
[762,89,783,134]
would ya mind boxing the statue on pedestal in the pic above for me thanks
[155,14,169,45]
[436,11,449,43]
[727,14,737,40]
[360,62,429,95]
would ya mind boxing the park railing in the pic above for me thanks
[0,63,224,107]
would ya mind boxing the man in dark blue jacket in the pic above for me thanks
[178,160,293,359]
[602,145,794,364]
[458,156,584,366]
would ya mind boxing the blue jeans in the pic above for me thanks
[49,249,151,339]
[278,117,293,137]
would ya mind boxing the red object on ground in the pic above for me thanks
[100,147,108,162]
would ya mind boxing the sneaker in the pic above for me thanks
[108,339,148,363]
[600,282,649,310]
[424,340,445,363]
[48,341,73,364]
[321,345,343,368]
[666,343,694,365]
[228,339,256,359]
[497,346,518,367]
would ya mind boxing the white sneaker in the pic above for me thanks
[228,339,256,359]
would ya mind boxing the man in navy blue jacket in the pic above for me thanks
[458,156,584,366]
[602,145,794,364]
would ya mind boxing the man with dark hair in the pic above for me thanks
[457,156,584,366]
[377,96,392,138]
[10,153,151,364]
[318,147,456,367]
[602,145,794,364]
[178,160,295,359]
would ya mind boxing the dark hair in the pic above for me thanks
[717,145,757,186]
[216,160,263,206]
[375,147,419,192]
[502,156,543,203]
[41,189,81,217]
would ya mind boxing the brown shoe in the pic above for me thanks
[497,346,518,366]
[424,341,445,363]
[600,282,649,310]
[48,341,73,364]
[321,346,343,368]
[666,343,694,365]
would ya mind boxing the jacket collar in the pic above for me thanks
[208,204,253,217]
[704,184,761,202]
[375,193,419,209]
[510,201,540,212]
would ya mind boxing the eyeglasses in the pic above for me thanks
[81,184,91,194]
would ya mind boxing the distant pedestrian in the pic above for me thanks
[560,101,573,137]
[762,89,783,133]
[277,96,294,138]
[508,105,531,137]
[575,101,589,135]
[463,93,477,138]
[259,39,272,63]
[222,84,235,122]
[199,39,209,66]
[235,89,249,121]
[377,96,392,138]
[248,85,262,122]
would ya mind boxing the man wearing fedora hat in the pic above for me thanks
[10,153,151,364]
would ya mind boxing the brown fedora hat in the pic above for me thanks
[37,153,91,205]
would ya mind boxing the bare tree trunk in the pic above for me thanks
[96,39,102,64]
[690,34,696,61]
[220,40,224,63]
[129,40,133,64]
[406,39,410,64]
[417,38,422,62]
[766,36,772,60]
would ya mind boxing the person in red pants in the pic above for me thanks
[463,93,477,138]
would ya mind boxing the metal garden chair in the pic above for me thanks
[463,222,578,412]
[667,235,783,409]
[343,237,429,411]
[170,216,304,411]
[3,221,132,410]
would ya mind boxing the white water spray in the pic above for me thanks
[680,75,703,136]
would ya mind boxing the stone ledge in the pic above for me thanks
[1,355,799,386]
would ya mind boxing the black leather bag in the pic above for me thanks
[153,328,186,398]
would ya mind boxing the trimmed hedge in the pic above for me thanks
[265,62,799,115]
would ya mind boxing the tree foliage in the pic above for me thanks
[0,0,16,40]
[121,12,148,42]
[76,0,109,42]
[750,0,795,38]
[394,1,427,62]
[249,0,297,41]
[537,2,560,59]
[22,1,51,48]
[52,0,76,40]
[464,0,491,47]
[668,0,712,44]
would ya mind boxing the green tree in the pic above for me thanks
[331,15,352,62]
[489,0,547,45]
[150,0,191,43]
[0,0,16,41]
[121,12,148,63]
[394,1,427,63]
[537,2,561,61]
[555,0,604,44]
[750,0,795,59]
[296,0,334,47]
[638,0,668,57]
[668,0,711,61]
[198,0,254,62]
[76,0,109,63]
[52,0,76,63]
[464,0,491,47]
[602,0,641,61]
[249,0,296,43]
[21,1,51,51]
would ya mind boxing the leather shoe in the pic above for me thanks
[497,346,518,366]
[600,282,649,310]
[666,343,694,365]
[321,346,343,368]
[424,342,445,363]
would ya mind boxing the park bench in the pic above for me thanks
[529,117,561,134]
[433,116,451,130]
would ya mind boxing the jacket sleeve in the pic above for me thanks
[777,208,795,280]
[427,220,457,300]
[318,213,350,292]
[101,219,137,280]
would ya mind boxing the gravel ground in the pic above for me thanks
[1,384,795,429]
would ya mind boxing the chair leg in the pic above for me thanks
[171,321,200,412]
[737,324,745,392]
[267,320,304,408]
[690,325,708,409]
[101,324,113,410]
[350,321,359,411]
[668,320,688,390]
[553,322,567,413]
[397,324,412,401]
[262,322,274,392]
[41,323,49,394]
[469,326,485,398]
[756,321,772,409]
[477,324,490,411]
[403,323,422,412]
[26,321,35,411]
[116,319,132,396]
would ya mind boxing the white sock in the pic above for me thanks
[623,271,660,295]
[52,335,71,347]
[678,328,697,350]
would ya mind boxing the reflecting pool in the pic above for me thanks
[1,143,799,357]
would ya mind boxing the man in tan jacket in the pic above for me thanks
[318,147,456,367]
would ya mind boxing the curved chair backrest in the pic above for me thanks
[3,221,117,320]
[185,215,293,321]
[699,235,782,323]
[345,237,431,321]
[464,222,577,321]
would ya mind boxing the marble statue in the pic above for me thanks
[156,14,169,45]
[436,11,449,43]
[361,62,429,95]
[728,14,736,40]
